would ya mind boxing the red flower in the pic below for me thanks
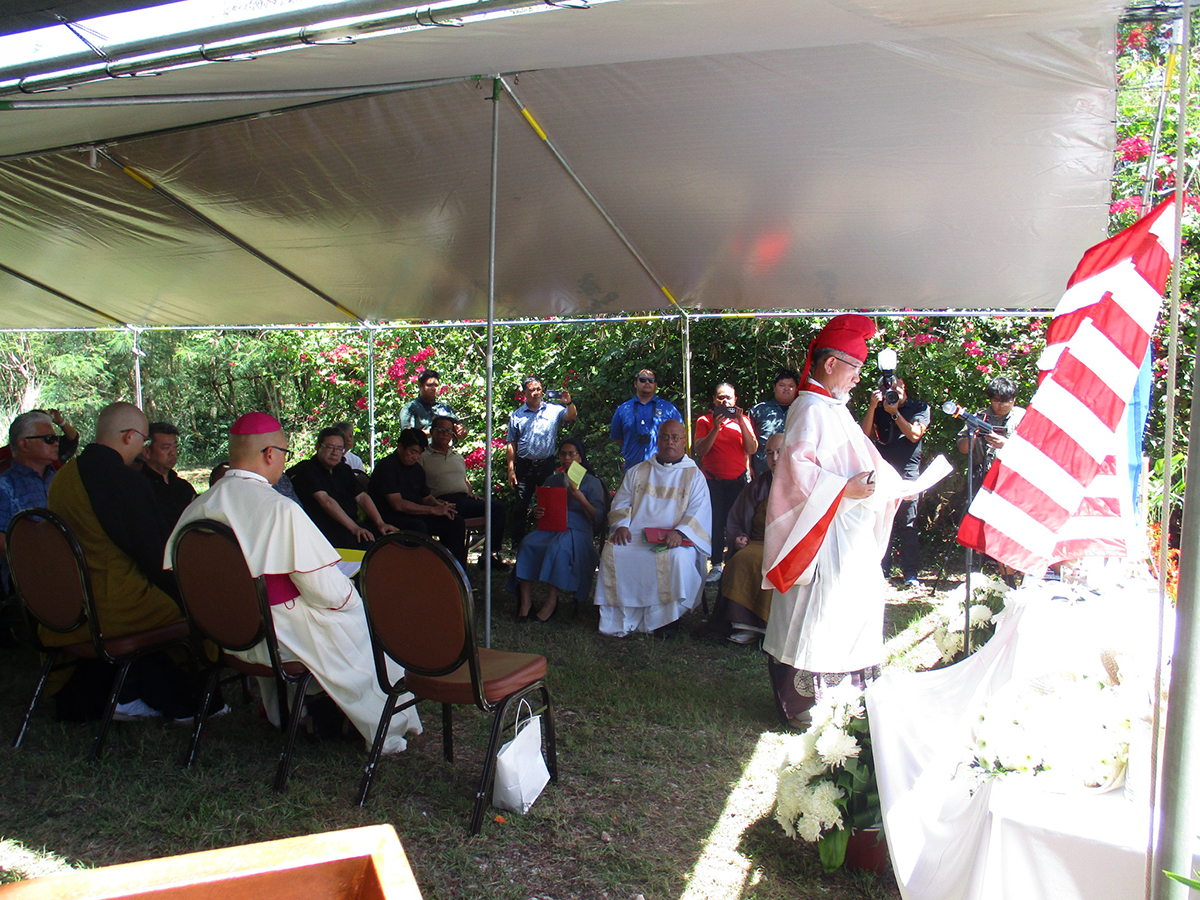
[1117,136,1151,162]
[355,396,368,410]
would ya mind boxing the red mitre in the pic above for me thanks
[229,412,283,435]
[800,314,876,384]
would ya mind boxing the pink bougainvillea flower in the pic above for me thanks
[355,396,368,410]
[1117,136,1151,161]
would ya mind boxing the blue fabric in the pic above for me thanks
[506,402,568,461]
[399,397,456,433]
[1128,348,1152,508]
[609,397,683,468]
[0,462,54,590]
[512,471,604,594]
[749,399,790,474]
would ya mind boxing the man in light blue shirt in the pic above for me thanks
[609,367,683,469]
[0,411,60,592]
[505,376,575,547]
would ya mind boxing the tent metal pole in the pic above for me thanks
[0,76,477,110]
[367,325,377,469]
[500,78,683,315]
[131,326,143,408]
[0,0,595,95]
[98,148,363,324]
[483,76,502,649]
[1152,5,1195,897]
[682,313,693,449]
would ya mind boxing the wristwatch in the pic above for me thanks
[890,412,899,421]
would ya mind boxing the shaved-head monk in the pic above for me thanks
[166,412,422,754]
[46,401,193,721]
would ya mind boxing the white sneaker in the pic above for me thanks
[173,703,232,726]
[705,564,724,584]
[113,698,163,721]
[727,629,758,645]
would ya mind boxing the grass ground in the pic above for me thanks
[0,563,952,899]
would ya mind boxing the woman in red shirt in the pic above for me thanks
[693,382,758,582]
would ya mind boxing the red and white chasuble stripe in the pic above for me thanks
[957,199,1175,573]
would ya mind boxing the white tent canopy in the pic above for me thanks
[0,0,1124,328]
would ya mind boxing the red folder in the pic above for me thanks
[536,486,568,532]
[643,527,693,547]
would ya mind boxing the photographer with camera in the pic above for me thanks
[861,359,929,587]
[694,382,757,583]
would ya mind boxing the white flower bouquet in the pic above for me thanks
[774,685,878,872]
[931,573,1010,665]
[970,670,1131,792]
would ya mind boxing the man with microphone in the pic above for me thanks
[954,375,1025,492]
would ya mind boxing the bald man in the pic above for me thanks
[47,401,190,719]
[167,412,421,755]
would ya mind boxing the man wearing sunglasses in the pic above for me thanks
[609,368,683,470]
[0,411,61,593]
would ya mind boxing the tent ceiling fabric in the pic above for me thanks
[0,0,1123,326]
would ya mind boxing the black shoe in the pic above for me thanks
[653,620,681,640]
[515,608,533,624]
[535,602,559,624]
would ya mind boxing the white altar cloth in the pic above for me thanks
[867,578,1170,900]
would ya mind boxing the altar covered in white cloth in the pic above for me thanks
[867,574,1178,900]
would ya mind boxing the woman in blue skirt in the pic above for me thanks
[512,437,606,623]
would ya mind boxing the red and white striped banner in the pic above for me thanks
[957,199,1174,573]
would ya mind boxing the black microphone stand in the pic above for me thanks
[960,422,985,655]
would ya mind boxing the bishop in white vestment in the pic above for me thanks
[595,420,712,636]
[762,316,899,726]
[166,412,421,754]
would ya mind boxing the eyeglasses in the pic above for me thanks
[831,355,863,374]
[432,427,453,434]
[659,433,686,443]
[120,428,150,442]
[263,445,294,460]
[318,443,345,454]
[637,376,656,383]
[24,434,59,445]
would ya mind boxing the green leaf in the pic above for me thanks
[817,828,851,874]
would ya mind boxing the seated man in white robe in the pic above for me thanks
[595,419,712,638]
[166,412,421,754]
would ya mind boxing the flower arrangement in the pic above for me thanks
[969,669,1131,793]
[774,685,879,872]
[930,573,1010,665]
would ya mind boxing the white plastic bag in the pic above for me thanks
[492,699,551,814]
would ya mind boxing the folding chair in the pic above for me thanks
[356,531,556,835]
[171,518,314,792]
[7,507,192,761]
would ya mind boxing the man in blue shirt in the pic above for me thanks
[609,367,683,469]
[0,411,61,592]
[506,376,575,547]
[749,368,800,475]
[399,370,465,440]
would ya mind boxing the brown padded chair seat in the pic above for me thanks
[66,621,191,659]
[404,648,547,706]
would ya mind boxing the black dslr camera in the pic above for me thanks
[877,349,900,406]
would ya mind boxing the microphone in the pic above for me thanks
[941,401,994,433]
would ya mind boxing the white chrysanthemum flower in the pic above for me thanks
[969,604,993,626]
[794,813,824,842]
[816,727,861,767]
[808,779,846,826]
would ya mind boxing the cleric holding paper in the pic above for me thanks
[761,315,900,729]
[165,412,422,755]
[594,419,712,638]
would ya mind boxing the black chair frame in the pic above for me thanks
[172,518,314,792]
[355,530,556,835]
[7,507,192,761]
